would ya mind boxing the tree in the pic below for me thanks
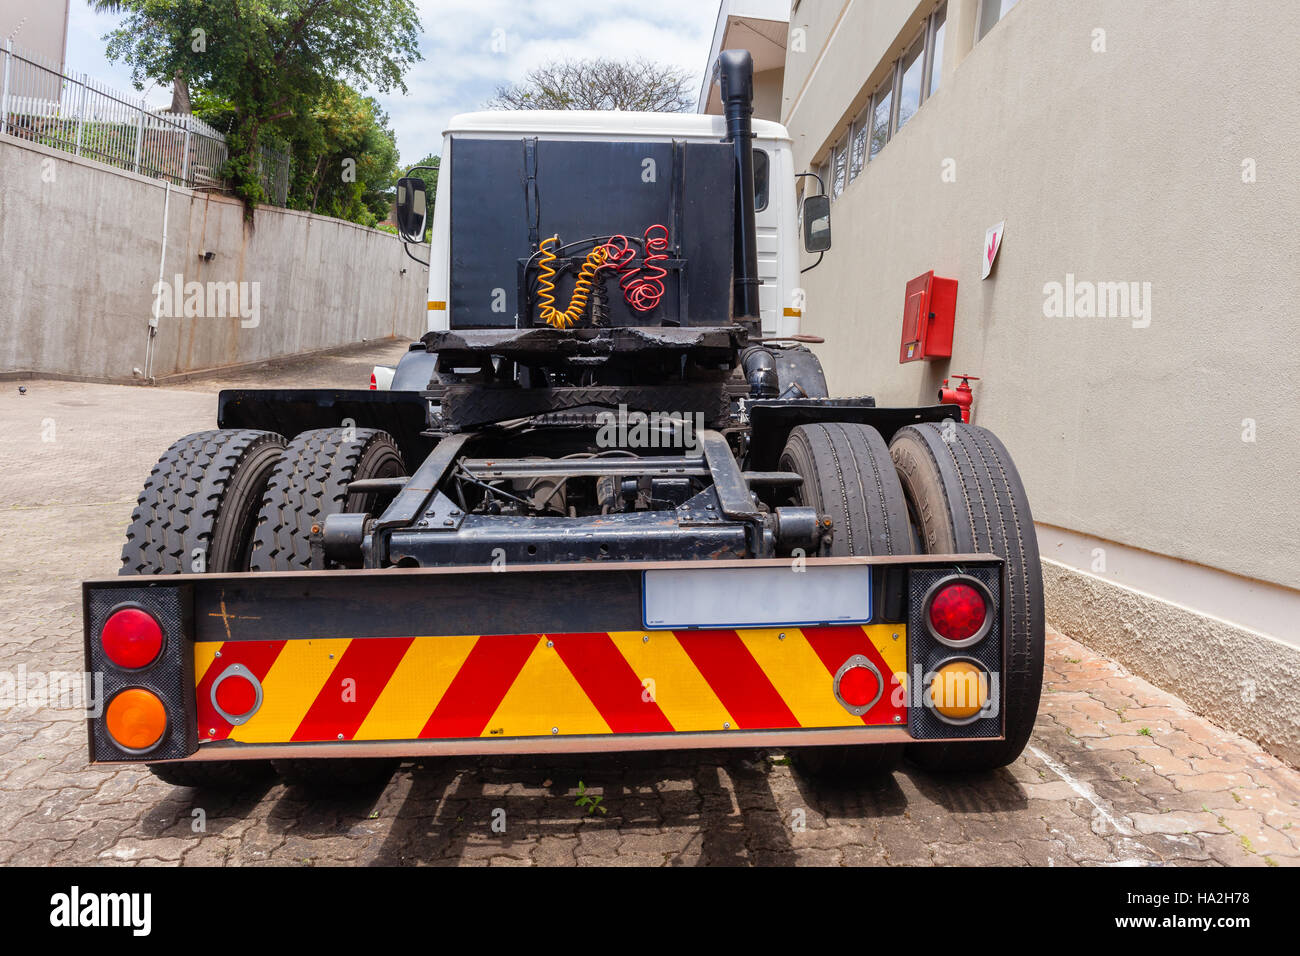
[286,86,400,226]
[485,58,693,113]
[89,3,192,112]
[403,153,438,203]
[190,84,398,227]
[90,0,421,215]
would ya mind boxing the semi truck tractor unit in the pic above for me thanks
[84,52,1044,790]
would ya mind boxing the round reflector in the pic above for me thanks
[928,660,989,722]
[838,666,879,708]
[214,674,258,718]
[927,580,990,646]
[832,655,883,716]
[105,688,168,750]
[101,607,164,669]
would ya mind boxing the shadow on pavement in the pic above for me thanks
[138,776,280,840]
[358,750,802,865]
[906,765,1029,814]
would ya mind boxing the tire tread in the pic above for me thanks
[779,422,909,780]
[121,429,285,575]
[249,428,402,572]
[891,422,1044,771]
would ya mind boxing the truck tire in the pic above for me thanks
[778,423,909,780]
[121,429,286,575]
[250,428,405,572]
[250,428,405,788]
[889,422,1044,772]
[120,429,285,790]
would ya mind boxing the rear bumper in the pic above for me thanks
[82,556,1006,764]
[173,727,917,761]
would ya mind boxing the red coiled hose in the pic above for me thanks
[601,224,669,313]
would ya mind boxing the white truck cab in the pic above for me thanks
[373,110,808,389]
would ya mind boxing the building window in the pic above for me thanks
[826,1,948,186]
[895,31,926,133]
[868,72,893,161]
[926,2,947,98]
[977,0,1019,41]
[849,105,871,183]
[830,132,849,200]
[815,158,830,197]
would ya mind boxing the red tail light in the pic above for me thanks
[926,578,993,647]
[101,607,164,669]
[369,372,377,390]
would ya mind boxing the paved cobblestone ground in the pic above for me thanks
[2,343,1298,866]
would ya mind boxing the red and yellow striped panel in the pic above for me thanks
[193,625,907,744]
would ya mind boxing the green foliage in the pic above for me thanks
[191,88,236,132]
[402,153,438,241]
[575,780,607,816]
[92,0,421,218]
[285,85,400,227]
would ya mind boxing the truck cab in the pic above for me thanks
[374,110,808,390]
[428,110,802,338]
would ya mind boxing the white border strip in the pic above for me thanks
[1036,523,1300,648]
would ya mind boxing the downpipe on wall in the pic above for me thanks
[140,180,170,384]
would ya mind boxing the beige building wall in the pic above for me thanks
[0,0,70,68]
[780,0,1300,762]
[753,67,784,121]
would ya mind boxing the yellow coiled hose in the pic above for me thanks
[536,236,608,329]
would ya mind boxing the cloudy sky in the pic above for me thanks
[65,0,723,163]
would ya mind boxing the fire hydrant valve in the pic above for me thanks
[938,374,980,423]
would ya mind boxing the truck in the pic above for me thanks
[84,52,1044,790]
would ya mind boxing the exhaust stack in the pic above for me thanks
[717,50,761,326]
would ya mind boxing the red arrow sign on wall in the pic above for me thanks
[982,221,1004,280]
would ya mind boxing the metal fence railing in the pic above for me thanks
[0,39,290,205]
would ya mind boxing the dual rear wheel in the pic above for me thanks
[122,427,405,791]
[122,418,1042,790]
[780,421,1044,780]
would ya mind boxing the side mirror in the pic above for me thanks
[803,194,832,253]
[395,177,427,242]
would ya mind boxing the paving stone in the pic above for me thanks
[1128,811,1228,836]
[2,367,1298,868]
[530,836,578,866]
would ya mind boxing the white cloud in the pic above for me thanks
[64,7,171,107]
[382,0,721,161]
[64,0,724,164]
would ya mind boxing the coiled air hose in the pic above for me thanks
[601,225,669,313]
[537,236,609,329]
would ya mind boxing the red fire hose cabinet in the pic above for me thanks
[899,271,958,363]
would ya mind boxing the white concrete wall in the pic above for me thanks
[0,136,428,382]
